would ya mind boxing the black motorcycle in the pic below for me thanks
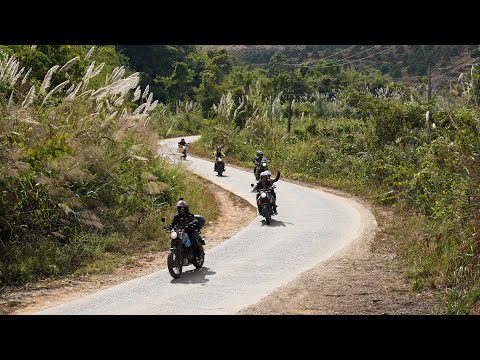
[251,184,277,225]
[255,157,269,180]
[214,156,225,176]
[178,142,189,160]
[162,215,206,279]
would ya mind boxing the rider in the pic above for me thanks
[178,138,188,158]
[252,170,281,215]
[213,146,225,171]
[169,198,202,257]
[252,150,264,175]
[178,138,187,147]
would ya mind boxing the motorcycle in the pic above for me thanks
[161,215,206,279]
[214,156,225,176]
[255,157,269,180]
[178,142,189,160]
[251,183,277,225]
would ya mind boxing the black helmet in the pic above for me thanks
[181,138,185,141]
[256,150,263,157]
[176,198,189,215]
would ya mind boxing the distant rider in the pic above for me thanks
[213,146,226,171]
[252,150,264,175]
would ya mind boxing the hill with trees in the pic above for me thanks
[199,45,480,88]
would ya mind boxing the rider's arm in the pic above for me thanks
[187,214,198,228]
[272,170,281,182]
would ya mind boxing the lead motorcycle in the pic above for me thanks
[162,215,206,279]
[214,156,225,176]
[251,183,277,225]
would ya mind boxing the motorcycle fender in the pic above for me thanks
[262,204,269,215]
[171,248,181,257]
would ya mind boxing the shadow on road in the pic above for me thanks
[170,267,216,285]
[260,218,293,227]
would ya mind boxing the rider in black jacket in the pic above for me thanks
[169,198,201,256]
[252,170,280,215]
[252,150,264,174]
[178,138,187,147]
[213,146,226,171]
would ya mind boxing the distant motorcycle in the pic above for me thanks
[162,215,205,279]
[255,157,269,180]
[178,142,189,160]
[214,156,225,176]
[251,183,277,225]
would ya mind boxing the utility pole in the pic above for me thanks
[269,94,273,127]
[427,63,432,102]
[426,63,432,144]
[287,66,294,138]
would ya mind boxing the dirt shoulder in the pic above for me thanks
[0,158,446,315]
[238,190,445,314]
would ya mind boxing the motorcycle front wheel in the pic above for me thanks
[167,252,183,279]
[263,204,271,225]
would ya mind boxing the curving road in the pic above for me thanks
[35,135,376,314]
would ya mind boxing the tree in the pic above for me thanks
[267,52,290,95]
[195,49,234,117]
[156,62,195,104]
[115,45,195,102]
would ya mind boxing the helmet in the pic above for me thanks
[181,138,185,142]
[256,150,263,157]
[260,170,271,181]
[176,198,189,215]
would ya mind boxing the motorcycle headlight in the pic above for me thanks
[262,162,267,167]
[218,157,222,162]
[260,192,267,198]
[170,231,177,239]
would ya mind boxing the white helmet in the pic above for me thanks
[260,170,271,180]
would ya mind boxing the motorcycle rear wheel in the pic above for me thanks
[167,252,183,279]
[192,253,204,268]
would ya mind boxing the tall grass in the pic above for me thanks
[150,100,204,138]
[0,49,218,285]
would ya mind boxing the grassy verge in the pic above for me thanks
[0,162,220,284]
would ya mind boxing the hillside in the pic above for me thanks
[198,45,478,87]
